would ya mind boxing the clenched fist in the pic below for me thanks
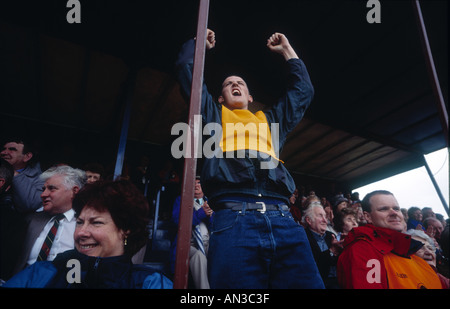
[206,29,216,50]
[267,32,298,60]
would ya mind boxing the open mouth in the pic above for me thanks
[232,89,241,96]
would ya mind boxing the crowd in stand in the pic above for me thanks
[289,189,449,288]
[3,28,448,290]
[0,137,448,289]
[0,137,174,288]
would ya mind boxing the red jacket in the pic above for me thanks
[337,224,443,289]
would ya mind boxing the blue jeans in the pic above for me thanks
[207,204,325,289]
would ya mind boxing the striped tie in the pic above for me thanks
[193,225,206,255]
[193,199,206,255]
[37,214,65,261]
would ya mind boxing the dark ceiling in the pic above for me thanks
[0,0,448,195]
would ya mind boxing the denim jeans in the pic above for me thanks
[207,204,325,289]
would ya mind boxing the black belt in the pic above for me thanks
[215,202,289,213]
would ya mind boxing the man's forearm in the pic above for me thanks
[281,45,299,61]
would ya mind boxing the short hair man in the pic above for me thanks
[11,165,86,275]
[337,190,443,289]
[423,217,444,242]
[422,207,436,221]
[1,138,44,212]
[175,29,323,288]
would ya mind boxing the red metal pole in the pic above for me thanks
[173,0,210,289]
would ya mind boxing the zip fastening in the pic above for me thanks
[93,257,101,270]
[93,257,101,285]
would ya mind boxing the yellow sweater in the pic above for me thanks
[219,106,281,161]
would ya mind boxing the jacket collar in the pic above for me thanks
[19,163,42,177]
[53,249,133,288]
[53,249,130,266]
[344,224,423,257]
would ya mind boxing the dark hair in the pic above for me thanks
[2,136,40,167]
[332,195,348,209]
[407,206,421,219]
[83,162,105,177]
[333,207,357,233]
[361,190,393,213]
[72,180,149,256]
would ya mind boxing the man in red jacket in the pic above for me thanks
[337,190,443,289]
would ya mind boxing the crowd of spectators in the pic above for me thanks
[288,188,449,288]
[0,137,448,289]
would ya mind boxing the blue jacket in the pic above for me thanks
[407,219,425,231]
[12,163,44,213]
[176,39,314,204]
[3,249,172,289]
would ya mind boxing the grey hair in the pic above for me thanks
[40,165,87,190]
[405,229,436,251]
[301,202,323,226]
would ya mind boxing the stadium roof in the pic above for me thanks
[1,0,447,193]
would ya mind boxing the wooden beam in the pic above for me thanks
[173,0,210,289]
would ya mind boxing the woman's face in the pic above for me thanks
[412,209,423,221]
[74,206,128,257]
[412,236,436,267]
[342,214,358,234]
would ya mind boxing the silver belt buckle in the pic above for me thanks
[256,201,266,214]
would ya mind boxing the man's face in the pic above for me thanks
[194,179,203,198]
[41,174,78,215]
[426,219,444,240]
[218,76,253,110]
[1,142,31,170]
[307,206,328,235]
[364,194,404,232]
[86,171,101,184]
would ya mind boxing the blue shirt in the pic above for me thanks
[310,230,329,252]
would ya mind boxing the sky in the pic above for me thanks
[353,148,449,219]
